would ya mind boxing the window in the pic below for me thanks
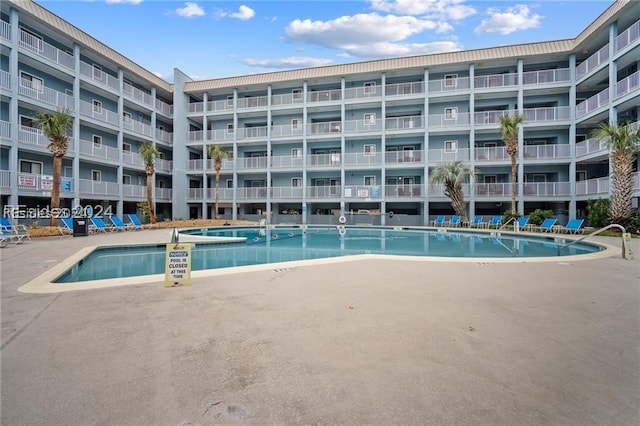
[226,96,234,107]
[226,179,233,189]
[484,175,497,184]
[92,100,102,114]
[20,116,37,130]
[364,82,376,94]
[364,113,376,125]
[122,174,131,185]
[444,107,458,120]
[291,148,302,158]
[123,112,132,123]
[364,144,376,156]
[226,123,234,134]
[92,64,102,79]
[444,74,458,88]
[123,143,131,152]
[93,135,102,147]
[64,166,73,178]
[291,119,301,130]
[292,89,302,100]
[92,170,102,182]
[364,176,376,186]
[20,160,42,174]
[291,177,302,187]
[20,72,43,92]
[444,140,458,153]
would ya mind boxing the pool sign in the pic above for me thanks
[165,243,192,287]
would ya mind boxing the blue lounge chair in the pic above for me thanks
[90,217,114,233]
[516,216,529,230]
[487,215,502,228]
[57,217,74,235]
[1,225,25,244]
[127,214,144,230]
[108,215,132,231]
[431,215,446,227]
[0,217,30,240]
[537,218,557,232]
[466,215,483,227]
[562,219,584,234]
[449,215,461,227]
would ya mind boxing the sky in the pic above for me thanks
[35,0,615,82]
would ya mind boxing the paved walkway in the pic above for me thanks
[1,229,639,425]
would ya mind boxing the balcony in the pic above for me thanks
[123,117,153,137]
[523,181,571,197]
[576,176,609,196]
[17,172,72,193]
[385,115,424,131]
[19,126,75,150]
[344,85,381,101]
[188,188,203,200]
[384,150,423,165]
[385,184,423,198]
[0,20,10,41]
[123,82,153,109]
[428,148,470,163]
[428,112,470,128]
[523,106,571,123]
[475,183,511,197]
[0,120,9,140]
[308,89,341,103]
[616,19,640,53]
[385,81,424,97]
[428,76,470,93]
[236,156,268,170]
[271,93,304,107]
[79,178,119,196]
[343,185,383,199]
[19,29,74,70]
[576,89,609,118]
[309,121,342,135]
[523,144,571,159]
[156,159,173,173]
[271,186,304,199]
[18,78,74,111]
[156,187,173,200]
[523,68,571,85]
[122,151,144,167]
[0,170,9,188]
[475,146,508,161]
[79,61,119,92]
[155,99,173,116]
[474,110,511,126]
[237,96,268,110]
[271,155,304,169]
[0,70,9,90]
[474,73,518,89]
[122,184,146,198]
[205,99,234,113]
[270,123,304,139]
[343,152,382,167]
[615,70,640,99]
[307,186,341,199]
[80,100,119,126]
[155,128,173,144]
[205,188,233,200]
[344,118,382,134]
[237,187,269,199]
[79,139,119,161]
[307,153,341,168]
[576,44,609,79]
[576,136,608,157]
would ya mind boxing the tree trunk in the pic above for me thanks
[510,154,517,214]
[448,184,468,222]
[609,151,634,224]
[215,165,221,220]
[146,172,156,224]
[50,154,62,226]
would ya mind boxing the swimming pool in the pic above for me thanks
[54,226,603,283]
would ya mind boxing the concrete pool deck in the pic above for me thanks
[1,228,639,424]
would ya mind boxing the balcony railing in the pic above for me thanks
[18,78,74,110]
[156,159,173,172]
[156,187,173,200]
[237,187,269,199]
[343,152,382,166]
[122,151,145,167]
[307,186,341,199]
[576,136,608,157]
[523,68,571,85]
[123,82,153,108]
[385,115,424,131]
[576,88,609,117]
[576,176,609,196]
[616,19,640,53]
[206,99,234,113]
[428,112,470,128]
[428,148,470,163]
[155,99,173,116]
[475,146,508,161]
[271,186,304,199]
[0,120,9,140]
[474,110,511,126]
[0,170,9,188]
[79,61,119,91]
[205,188,233,200]
[384,150,423,164]
[308,89,341,103]
[123,117,153,137]
[19,29,74,70]
[122,184,146,198]
[343,118,382,133]
[271,93,304,107]
[576,43,609,79]
[0,70,10,90]
[188,188,203,200]
[385,81,424,97]
[80,100,119,126]
[523,181,571,197]
[155,128,173,144]
[344,85,381,100]
[271,155,304,169]
[385,184,423,198]
[237,126,268,140]
[428,76,471,93]
[0,20,10,41]
[523,106,571,122]
[236,156,268,170]
[474,73,518,89]
[523,144,571,159]
[270,123,304,139]
[79,179,120,196]
[615,70,640,99]
[475,183,511,197]
[309,121,342,135]
[79,139,119,161]
[237,96,268,109]
[19,126,74,150]
[307,153,342,167]
[343,185,383,199]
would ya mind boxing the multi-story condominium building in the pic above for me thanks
[2,0,639,226]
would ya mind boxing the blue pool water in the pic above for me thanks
[54,226,603,283]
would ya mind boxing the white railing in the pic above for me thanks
[19,126,48,147]
[343,185,383,199]
[474,73,518,89]
[79,61,119,91]
[271,155,304,169]
[237,126,268,140]
[523,106,571,122]
[271,92,304,107]
[155,99,173,116]
[156,187,173,200]
[155,128,173,144]
[576,136,608,157]
[79,179,120,196]
[237,187,269,199]
[432,184,471,198]
[385,115,424,131]
[17,172,41,190]
[385,81,424,97]
[19,29,74,70]
[156,159,173,172]
[384,150,424,164]
[428,148,470,163]
[343,118,382,133]
[123,117,153,137]
[616,19,640,53]
[474,110,512,126]
[523,68,571,85]
[309,121,342,135]
[206,99,234,113]
[576,88,609,117]
[186,159,204,171]
[523,144,571,159]
[123,82,153,108]
[615,70,640,99]
[475,146,508,161]
[80,100,119,126]
[187,188,203,200]
[122,151,145,167]
[236,156,268,170]
[188,102,204,114]
[523,181,571,197]
[122,184,146,198]
[18,78,74,110]
[343,152,383,166]
[79,139,119,161]
[237,96,268,109]
[269,123,304,139]
[271,186,304,199]
[0,20,10,41]
[307,186,341,199]
[428,112,470,128]
[0,170,9,188]
[576,43,609,79]
[0,120,10,139]
[344,85,381,100]
[307,153,342,167]
[0,70,10,90]
[308,89,341,103]
[576,176,609,196]
[475,183,512,197]
[429,76,471,93]
[205,188,233,200]
[385,184,423,198]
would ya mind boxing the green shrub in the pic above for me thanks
[502,210,521,225]
[625,208,640,234]
[587,199,610,228]
[528,209,554,226]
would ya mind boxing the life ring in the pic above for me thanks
[338,215,347,224]
[338,226,347,236]
[288,232,294,237]
[253,237,260,242]
[388,211,394,218]
[272,233,279,239]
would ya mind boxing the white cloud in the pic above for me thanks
[286,13,446,47]
[105,0,143,4]
[242,57,334,69]
[341,40,462,59]
[475,5,542,35]
[369,0,476,21]
[175,2,205,18]
[217,5,255,20]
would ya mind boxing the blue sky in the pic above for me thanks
[36,0,614,82]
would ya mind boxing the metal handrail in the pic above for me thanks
[556,224,628,258]
[498,217,515,231]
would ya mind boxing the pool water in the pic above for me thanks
[54,227,602,283]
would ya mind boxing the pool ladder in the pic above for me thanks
[556,224,633,259]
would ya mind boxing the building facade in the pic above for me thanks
[1,0,639,226]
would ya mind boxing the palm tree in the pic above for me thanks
[139,142,159,224]
[34,110,73,226]
[430,161,474,221]
[207,144,232,219]
[592,122,640,225]
[500,114,525,215]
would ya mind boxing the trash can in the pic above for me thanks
[73,217,89,237]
